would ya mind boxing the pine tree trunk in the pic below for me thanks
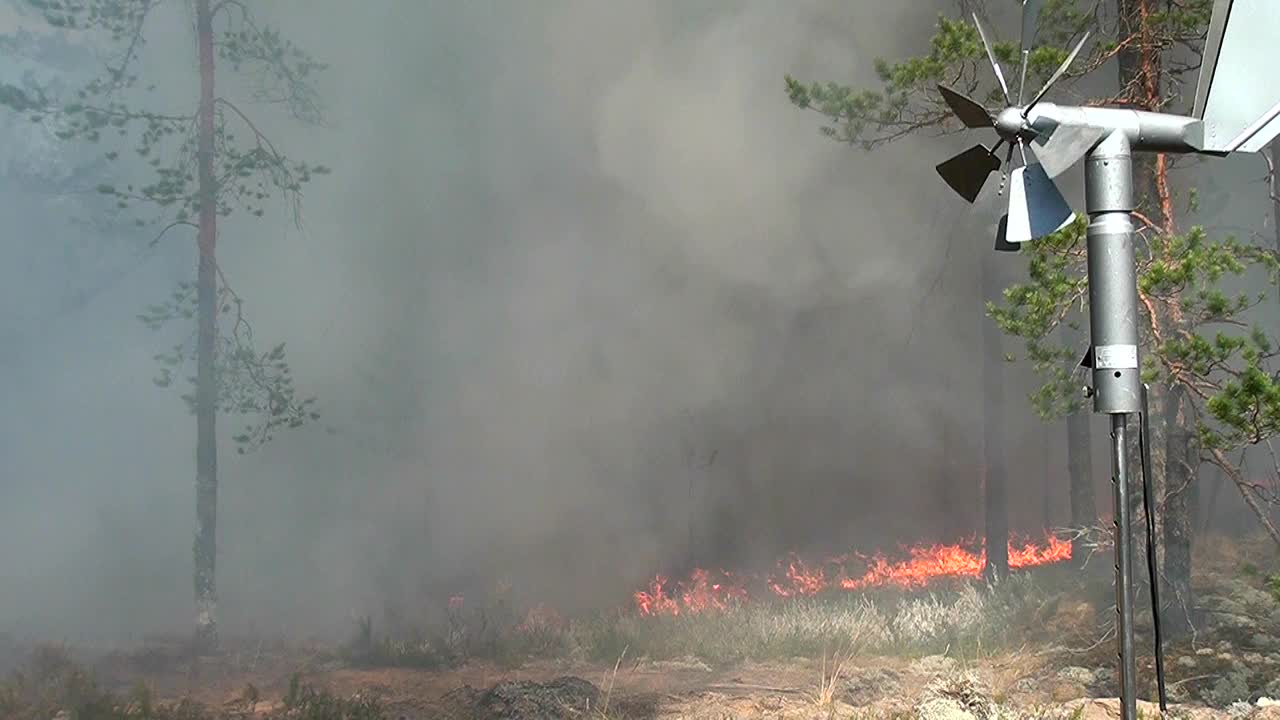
[1117,0,1200,636]
[1042,422,1052,529]
[193,0,219,653]
[1067,406,1096,565]
[981,254,1009,580]
[1270,138,1280,254]
[1162,383,1197,637]
[941,417,960,542]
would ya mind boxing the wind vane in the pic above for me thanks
[932,2,1280,718]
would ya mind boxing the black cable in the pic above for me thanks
[1138,384,1168,712]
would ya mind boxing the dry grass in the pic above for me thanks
[595,645,628,719]
[339,573,1053,671]
[811,643,854,708]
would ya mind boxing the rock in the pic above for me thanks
[475,676,601,720]
[1177,655,1197,669]
[1245,652,1265,664]
[1059,666,1095,685]
[1207,672,1252,708]
[1259,697,1280,707]
[1197,647,1216,656]
[1059,698,1165,720]
[916,697,977,720]
[1012,676,1038,693]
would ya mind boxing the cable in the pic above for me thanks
[1138,383,1167,712]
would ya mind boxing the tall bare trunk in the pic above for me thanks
[1042,422,1052,529]
[1162,384,1197,636]
[940,417,961,542]
[1270,138,1280,255]
[193,0,219,652]
[981,255,1009,580]
[1067,412,1096,567]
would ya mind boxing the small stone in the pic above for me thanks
[1059,666,1096,685]
[1013,677,1038,693]
[916,697,977,720]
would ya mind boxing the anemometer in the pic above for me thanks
[932,1,1280,717]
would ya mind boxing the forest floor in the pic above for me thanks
[4,535,1280,719]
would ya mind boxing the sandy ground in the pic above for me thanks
[80,641,1254,719]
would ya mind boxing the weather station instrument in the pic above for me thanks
[932,1,1280,718]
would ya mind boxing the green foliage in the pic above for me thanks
[785,15,989,149]
[1267,574,1280,604]
[1,0,330,454]
[785,1,1280,469]
[137,280,319,453]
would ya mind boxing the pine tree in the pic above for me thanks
[0,0,330,650]
[784,0,1280,634]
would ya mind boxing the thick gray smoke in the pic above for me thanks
[2,0,1266,645]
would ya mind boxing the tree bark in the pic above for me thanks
[1066,405,1096,565]
[1161,384,1197,637]
[193,0,219,653]
[1117,0,1201,636]
[941,416,961,542]
[981,254,1009,580]
[1042,421,1052,529]
[1269,138,1280,254]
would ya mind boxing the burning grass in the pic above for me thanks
[345,573,1057,670]
[340,532,1073,671]
[634,533,1070,616]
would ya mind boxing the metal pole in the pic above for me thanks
[1084,129,1140,720]
[1111,415,1139,718]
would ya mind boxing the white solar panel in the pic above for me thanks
[1192,0,1280,153]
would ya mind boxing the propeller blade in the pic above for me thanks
[1004,162,1074,243]
[1025,31,1090,114]
[1017,0,1045,104]
[973,13,1012,105]
[937,144,1001,203]
[1030,121,1104,178]
[994,215,1020,252]
[1021,0,1045,57]
[938,85,993,129]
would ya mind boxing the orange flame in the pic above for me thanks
[634,533,1071,616]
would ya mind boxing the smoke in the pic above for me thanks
[6,0,1253,644]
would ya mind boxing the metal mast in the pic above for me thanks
[929,2,1280,717]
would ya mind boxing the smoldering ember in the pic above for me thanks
[4,1,1280,719]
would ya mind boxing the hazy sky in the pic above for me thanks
[0,0,1273,645]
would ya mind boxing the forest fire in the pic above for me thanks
[634,534,1071,616]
